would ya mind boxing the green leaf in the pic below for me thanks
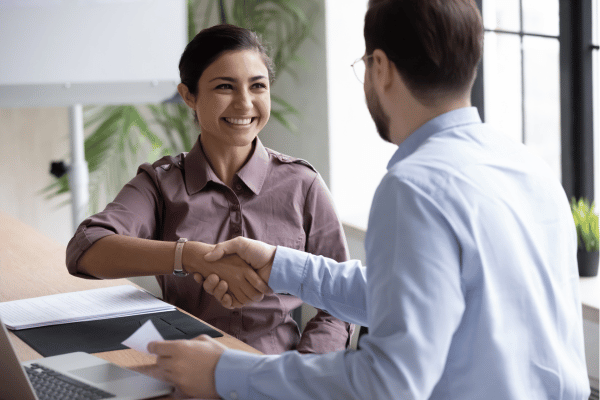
[571,197,599,251]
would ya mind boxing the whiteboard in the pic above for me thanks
[0,0,187,106]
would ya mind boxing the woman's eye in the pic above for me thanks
[215,83,233,90]
[252,82,267,90]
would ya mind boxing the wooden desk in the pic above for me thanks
[0,211,261,399]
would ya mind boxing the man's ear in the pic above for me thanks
[371,49,394,91]
[177,83,197,109]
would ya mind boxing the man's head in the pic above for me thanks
[364,0,483,107]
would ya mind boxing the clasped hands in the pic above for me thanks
[148,238,277,398]
[187,237,277,309]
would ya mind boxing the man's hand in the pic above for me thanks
[183,241,270,306]
[197,237,277,309]
[148,336,226,399]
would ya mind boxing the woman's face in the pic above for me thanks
[182,49,271,150]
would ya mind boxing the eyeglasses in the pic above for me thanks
[351,54,373,83]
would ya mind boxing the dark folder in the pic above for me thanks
[12,310,223,357]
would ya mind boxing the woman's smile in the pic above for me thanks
[223,117,257,126]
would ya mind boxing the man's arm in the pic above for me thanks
[203,238,368,326]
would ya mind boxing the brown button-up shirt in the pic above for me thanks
[66,137,352,354]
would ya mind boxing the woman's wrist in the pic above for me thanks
[182,241,215,276]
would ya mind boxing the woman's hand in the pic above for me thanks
[194,237,277,309]
[148,336,226,399]
[183,241,270,305]
[194,273,240,308]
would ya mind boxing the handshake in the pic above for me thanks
[186,237,277,309]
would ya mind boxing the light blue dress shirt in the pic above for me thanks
[215,107,590,399]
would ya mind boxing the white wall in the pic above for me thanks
[0,107,73,245]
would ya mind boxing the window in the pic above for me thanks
[482,0,561,179]
[476,0,597,203]
[325,0,396,229]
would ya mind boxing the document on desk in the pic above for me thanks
[0,285,175,330]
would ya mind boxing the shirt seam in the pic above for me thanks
[301,173,320,249]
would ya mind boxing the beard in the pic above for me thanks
[366,85,391,143]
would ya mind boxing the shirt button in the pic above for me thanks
[230,391,239,400]
[232,226,240,233]
[235,184,242,191]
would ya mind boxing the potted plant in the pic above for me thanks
[570,198,599,277]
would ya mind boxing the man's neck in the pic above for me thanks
[390,97,472,146]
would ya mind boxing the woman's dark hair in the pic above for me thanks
[179,24,275,95]
[364,0,483,105]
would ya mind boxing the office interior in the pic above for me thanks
[0,0,598,397]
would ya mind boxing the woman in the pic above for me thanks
[66,24,353,355]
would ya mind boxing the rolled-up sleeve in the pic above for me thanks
[65,163,163,277]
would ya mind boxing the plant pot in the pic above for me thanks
[577,249,599,277]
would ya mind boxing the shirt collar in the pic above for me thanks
[185,136,269,196]
[387,107,482,169]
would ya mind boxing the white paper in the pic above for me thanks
[0,285,175,330]
[121,319,165,354]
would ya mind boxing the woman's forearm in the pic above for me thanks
[78,234,208,279]
[77,235,268,304]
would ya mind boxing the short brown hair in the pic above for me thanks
[364,0,483,104]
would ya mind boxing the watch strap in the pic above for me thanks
[173,238,188,276]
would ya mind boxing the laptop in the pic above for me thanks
[0,316,173,400]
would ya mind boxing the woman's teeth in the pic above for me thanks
[225,117,253,125]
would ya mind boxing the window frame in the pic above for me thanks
[472,0,596,202]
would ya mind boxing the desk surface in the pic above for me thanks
[0,211,261,399]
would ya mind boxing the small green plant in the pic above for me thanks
[570,198,599,252]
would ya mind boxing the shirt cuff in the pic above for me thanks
[269,246,310,296]
[214,349,265,400]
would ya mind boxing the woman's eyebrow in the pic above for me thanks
[209,75,267,82]
[249,75,268,81]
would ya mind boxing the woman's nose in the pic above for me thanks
[233,90,252,110]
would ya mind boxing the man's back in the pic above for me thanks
[378,108,589,398]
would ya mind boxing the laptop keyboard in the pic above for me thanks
[25,363,115,400]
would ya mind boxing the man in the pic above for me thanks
[148,0,590,398]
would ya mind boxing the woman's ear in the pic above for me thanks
[177,83,197,109]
